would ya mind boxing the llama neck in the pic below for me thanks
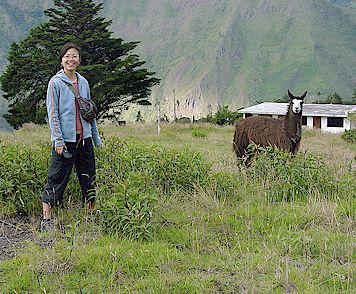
[284,109,302,140]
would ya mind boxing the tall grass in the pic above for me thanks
[0,123,355,293]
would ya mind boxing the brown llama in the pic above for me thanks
[233,90,307,160]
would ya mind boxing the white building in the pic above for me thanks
[238,103,356,133]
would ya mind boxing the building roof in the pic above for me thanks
[238,103,356,117]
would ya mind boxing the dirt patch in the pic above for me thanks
[0,216,37,260]
[0,213,100,261]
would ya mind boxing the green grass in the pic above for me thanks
[0,123,355,292]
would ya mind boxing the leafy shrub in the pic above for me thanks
[96,138,211,192]
[0,142,48,215]
[211,105,241,125]
[94,138,212,239]
[98,172,158,240]
[191,128,208,138]
[341,129,356,143]
[208,171,240,199]
[245,144,337,202]
[0,137,211,219]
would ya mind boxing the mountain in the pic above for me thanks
[0,0,355,124]
[0,91,12,131]
[104,0,356,118]
[0,0,52,71]
[327,0,355,9]
[0,0,51,131]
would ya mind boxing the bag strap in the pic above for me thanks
[66,83,79,99]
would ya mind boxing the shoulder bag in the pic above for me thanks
[66,83,98,123]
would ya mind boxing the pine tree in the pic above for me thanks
[315,92,344,104]
[0,0,159,128]
[326,92,343,104]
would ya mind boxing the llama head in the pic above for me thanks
[288,90,307,114]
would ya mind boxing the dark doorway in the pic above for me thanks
[313,117,321,129]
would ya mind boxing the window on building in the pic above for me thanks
[302,116,307,126]
[327,117,344,127]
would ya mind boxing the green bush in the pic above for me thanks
[0,138,211,218]
[208,171,241,199]
[245,144,337,202]
[92,138,212,239]
[211,105,241,125]
[98,172,158,240]
[191,128,208,138]
[96,138,211,192]
[0,142,48,215]
[341,129,356,143]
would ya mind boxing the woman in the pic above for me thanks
[41,42,102,232]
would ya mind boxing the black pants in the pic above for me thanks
[42,137,96,207]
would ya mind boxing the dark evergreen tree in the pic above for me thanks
[315,92,343,104]
[326,92,343,104]
[0,0,159,128]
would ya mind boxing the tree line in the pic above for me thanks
[274,89,356,105]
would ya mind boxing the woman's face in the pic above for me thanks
[61,48,80,73]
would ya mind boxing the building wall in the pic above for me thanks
[300,116,351,133]
[306,117,313,129]
[350,120,356,130]
[345,119,351,131]
[320,117,350,133]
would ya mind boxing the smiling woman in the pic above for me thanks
[59,42,81,73]
[40,42,103,232]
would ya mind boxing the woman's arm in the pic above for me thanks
[47,78,65,148]
[90,119,103,147]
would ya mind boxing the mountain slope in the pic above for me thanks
[0,0,355,123]
[0,0,51,71]
[104,0,355,118]
[0,93,12,131]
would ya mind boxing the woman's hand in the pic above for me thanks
[55,146,64,155]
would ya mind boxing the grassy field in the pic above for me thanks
[0,123,355,293]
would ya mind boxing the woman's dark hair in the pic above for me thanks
[59,42,81,62]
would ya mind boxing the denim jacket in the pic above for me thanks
[46,70,102,148]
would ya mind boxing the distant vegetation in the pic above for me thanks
[274,88,356,105]
[314,90,356,105]
[200,105,241,125]
[342,129,356,143]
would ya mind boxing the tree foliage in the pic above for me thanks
[273,94,289,103]
[314,92,343,104]
[211,105,241,125]
[0,0,160,128]
[351,87,356,104]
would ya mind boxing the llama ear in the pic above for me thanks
[288,90,294,99]
[301,91,307,100]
